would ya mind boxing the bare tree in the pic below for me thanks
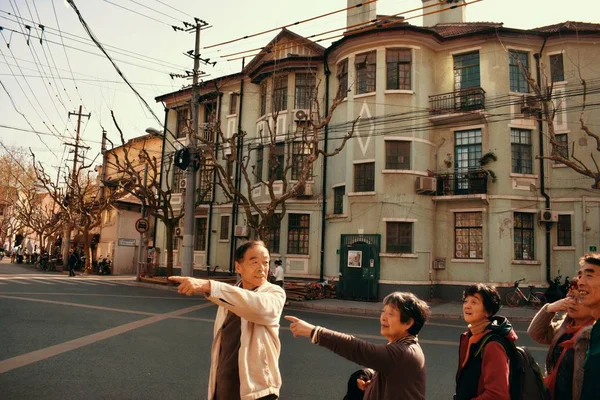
[197,79,356,240]
[105,111,187,277]
[517,55,600,188]
[13,187,61,253]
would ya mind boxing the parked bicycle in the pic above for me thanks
[505,278,547,308]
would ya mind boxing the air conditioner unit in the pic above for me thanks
[295,110,308,121]
[433,258,446,270]
[539,209,559,223]
[174,227,183,236]
[415,176,437,193]
[179,179,187,189]
[521,95,541,113]
[297,183,313,197]
[234,225,249,237]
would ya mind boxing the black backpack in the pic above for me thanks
[476,334,550,400]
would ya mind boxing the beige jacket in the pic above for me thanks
[527,303,593,400]
[207,280,285,400]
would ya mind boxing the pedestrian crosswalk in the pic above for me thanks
[0,276,123,287]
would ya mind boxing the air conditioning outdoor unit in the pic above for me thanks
[174,227,183,236]
[295,110,308,121]
[415,176,437,194]
[539,209,559,223]
[297,183,313,197]
[234,225,249,237]
[179,179,187,189]
[521,95,541,113]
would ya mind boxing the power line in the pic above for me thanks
[102,0,176,28]
[153,0,192,19]
[0,123,102,144]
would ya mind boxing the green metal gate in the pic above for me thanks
[339,234,380,301]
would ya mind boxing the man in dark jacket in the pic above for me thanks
[68,250,78,277]
[578,253,600,400]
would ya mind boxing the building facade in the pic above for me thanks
[153,0,600,300]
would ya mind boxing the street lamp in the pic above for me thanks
[145,127,163,136]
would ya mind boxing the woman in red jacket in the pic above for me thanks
[454,284,518,400]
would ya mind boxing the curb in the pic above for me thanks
[117,280,536,322]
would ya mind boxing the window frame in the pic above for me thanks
[557,214,572,247]
[386,48,412,90]
[273,74,288,112]
[175,106,190,139]
[386,221,413,254]
[509,50,530,93]
[268,142,285,181]
[555,133,569,160]
[294,73,316,110]
[287,214,310,255]
[229,93,238,115]
[453,51,480,91]
[265,215,281,254]
[333,186,345,215]
[194,217,208,251]
[354,162,375,192]
[355,51,376,95]
[550,53,565,83]
[220,215,230,241]
[514,212,535,260]
[385,141,411,170]
[337,59,348,97]
[511,128,533,174]
[255,145,264,183]
[260,81,268,116]
[454,212,483,259]
[291,141,313,181]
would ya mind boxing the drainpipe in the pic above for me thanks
[205,92,223,275]
[152,107,169,251]
[229,61,245,273]
[319,58,331,282]
[534,38,552,285]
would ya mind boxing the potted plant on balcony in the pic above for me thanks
[478,152,498,182]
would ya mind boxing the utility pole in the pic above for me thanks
[180,19,209,277]
[62,105,91,269]
[137,163,148,280]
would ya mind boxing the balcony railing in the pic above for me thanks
[429,87,486,114]
[435,169,488,196]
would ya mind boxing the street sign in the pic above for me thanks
[135,218,149,233]
[118,238,136,247]
[591,245,598,252]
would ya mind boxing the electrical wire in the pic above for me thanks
[102,0,176,28]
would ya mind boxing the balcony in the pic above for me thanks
[435,169,488,196]
[429,88,486,124]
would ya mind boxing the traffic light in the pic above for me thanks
[174,148,191,170]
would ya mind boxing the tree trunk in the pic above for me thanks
[37,233,43,254]
[62,223,71,267]
[165,224,174,277]
[83,228,92,273]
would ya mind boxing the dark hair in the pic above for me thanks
[568,276,580,292]
[383,292,431,336]
[234,240,267,263]
[463,283,501,316]
[579,253,600,267]
[274,259,282,265]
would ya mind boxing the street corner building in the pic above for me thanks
[149,0,600,302]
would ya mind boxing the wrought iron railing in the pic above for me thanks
[429,87,486,114]
[435,169,488,196]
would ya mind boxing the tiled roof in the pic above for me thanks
[432,22,503,38]
[532,21,600,33]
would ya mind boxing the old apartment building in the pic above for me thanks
[153,0,600,300]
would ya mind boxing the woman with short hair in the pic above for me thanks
[528,277,595,399]
[455,283,517,400]
[286,291,430,400]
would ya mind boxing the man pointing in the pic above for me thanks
[169,240,285,400]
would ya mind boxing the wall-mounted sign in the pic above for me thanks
[591,245,598,252]
[347,250,362,268]
[118,238,136,247]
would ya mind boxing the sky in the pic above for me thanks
[0,0,596,181]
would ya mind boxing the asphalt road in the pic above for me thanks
[0,263,549,400]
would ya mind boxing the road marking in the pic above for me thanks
[86,280,117,286]
[71,280,97,285]
[0,302,214,375]
[53,279,77,285]
[28,279,55,285]
[6,280,31,285]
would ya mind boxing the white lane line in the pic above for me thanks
[86,280,117,286]
[28,279,55,285]
[52,279,77,285]
[0,302,214,374]
[71,280,97,285]
[0,281,6,285]
[6,280,31,285]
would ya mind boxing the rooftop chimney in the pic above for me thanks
[347,0,377,31]
[422,0,466,27]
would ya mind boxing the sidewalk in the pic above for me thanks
[117,277,539,322]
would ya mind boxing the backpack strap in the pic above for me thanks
[474,333,515,359]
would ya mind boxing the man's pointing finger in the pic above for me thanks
[284,316,298,323]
